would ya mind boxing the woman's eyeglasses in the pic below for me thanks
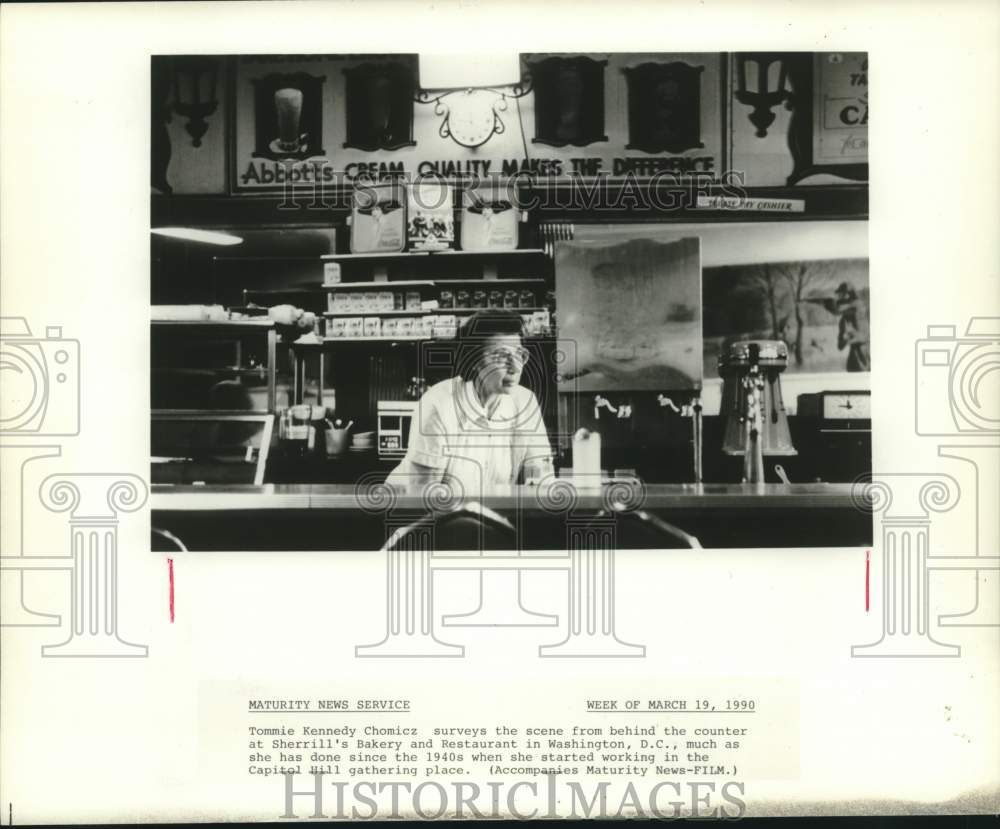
[482,346,531,367]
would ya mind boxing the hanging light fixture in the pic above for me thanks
[414,53,532,149]
[151,227,243,246]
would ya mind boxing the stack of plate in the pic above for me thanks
[350,431,375,453]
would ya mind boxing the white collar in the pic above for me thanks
[457,378,509,429]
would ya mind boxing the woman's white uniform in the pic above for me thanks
[386,377,552,496]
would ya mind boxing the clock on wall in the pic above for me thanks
[437,89,506,149]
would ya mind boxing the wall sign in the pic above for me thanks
[784,52,868,185]
[250,71,326,161]
[813,52,867,165]
[695,195,805,213]
[231,54,724,193]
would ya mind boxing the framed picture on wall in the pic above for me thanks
[624,61,706,154]
[527,55,609,148]
[342,61,416,152]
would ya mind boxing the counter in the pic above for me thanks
[151,482,871,550]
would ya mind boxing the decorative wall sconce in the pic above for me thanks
[172,57,219,147]
[734,53,789,138]
[414,54,532,149]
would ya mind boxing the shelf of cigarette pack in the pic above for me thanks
[320,278,547,290]
[291,336,431,348]
[321,280,435,289]
[328,335,429,342]
[323,307,547,317]
[299,333,557,345]
[433,277,547,286]
[319,249,546,260]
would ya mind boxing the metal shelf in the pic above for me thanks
[321,280,435,289]
[295,333,555,347]
[324,307,547,317]
[151,318,276,329]
[320,248,545,260]
[433,277,548,285]
[151,318,278,412]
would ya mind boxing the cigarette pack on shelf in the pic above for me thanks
[323,262,342,286]
[433,314,458,339]
[345,317,364,338]
[407,180,454,251]
[363,317,381,338]
[532,309,551,335]
[350,182,406,254]
[328,292,351,314]
[328,318,348,338]
[460,182,519,251]
[418,315,436,338]
[522,311,551,336]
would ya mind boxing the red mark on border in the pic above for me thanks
[865,550,870,612]
[168,557,175,623]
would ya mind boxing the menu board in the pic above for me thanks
[555,235,703,391]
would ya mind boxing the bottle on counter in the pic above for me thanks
[279,406,309,456]
[280,404,332,458]
[572,428,602,481]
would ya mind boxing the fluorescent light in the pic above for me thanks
[418,54,521,90]
[151,227,243,246]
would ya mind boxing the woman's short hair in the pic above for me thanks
[455,310,526,381]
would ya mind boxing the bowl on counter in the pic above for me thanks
[350,431,375,451]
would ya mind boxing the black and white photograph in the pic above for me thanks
[150,51,873,551]
[3,2,998,824]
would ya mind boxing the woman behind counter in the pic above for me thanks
[386,310,554,493]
